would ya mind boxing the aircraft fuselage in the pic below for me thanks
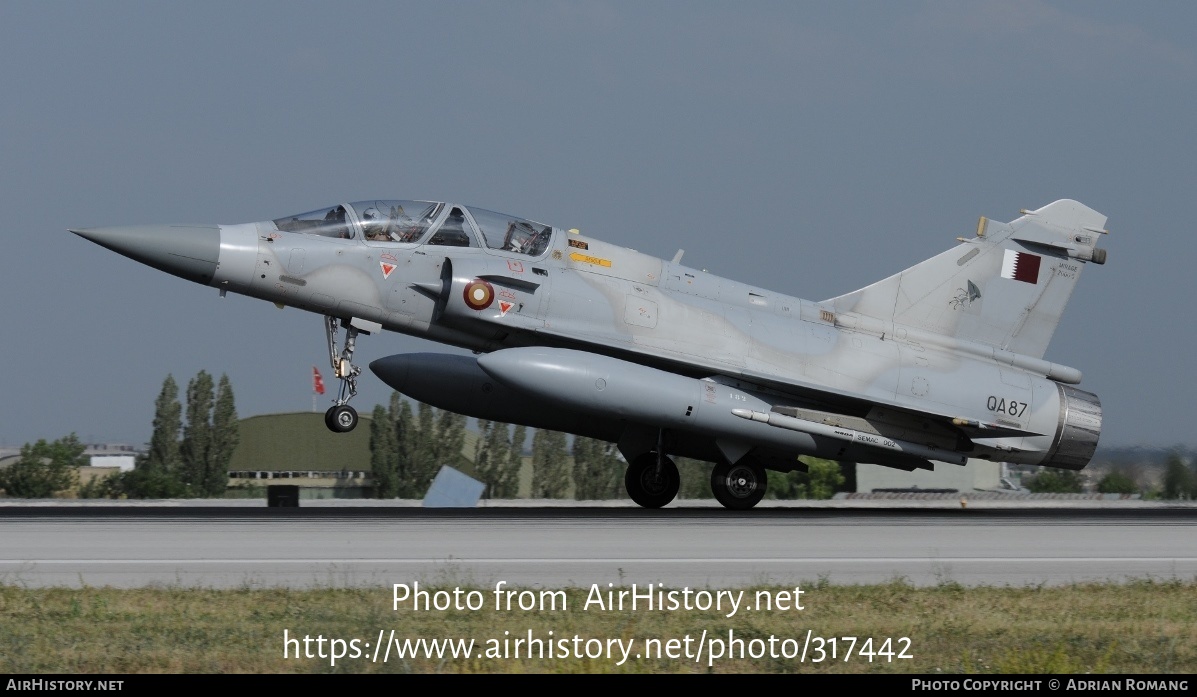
[73,197,1107,507]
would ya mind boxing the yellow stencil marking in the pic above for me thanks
[569,252,612,268]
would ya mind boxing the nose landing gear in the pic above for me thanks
[322,315,376,433]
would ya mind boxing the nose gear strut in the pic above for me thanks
[323,315,371,432]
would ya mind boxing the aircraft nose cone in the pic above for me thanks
[71,224,221,285]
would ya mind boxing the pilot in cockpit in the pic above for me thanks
[325,205,351,238]
[504,220,545,254]
[429,208,472,247]
[361,207,390,241]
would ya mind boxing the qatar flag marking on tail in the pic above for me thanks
[1001,249,1041,284]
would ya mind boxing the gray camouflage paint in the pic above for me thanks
[72,198,1106,478]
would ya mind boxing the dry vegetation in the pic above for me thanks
[1,580,1193,674]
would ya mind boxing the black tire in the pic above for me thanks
[323,406,337,432]
[328,404,358,433]
[711,458,767,510]
[624,452,680,509]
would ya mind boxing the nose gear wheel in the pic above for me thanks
[326,403,359,433]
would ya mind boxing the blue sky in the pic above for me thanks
[1,1,1194,448]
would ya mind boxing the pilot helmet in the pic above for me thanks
[361,207,385,236]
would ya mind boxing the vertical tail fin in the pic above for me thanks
[826,200,1108,359]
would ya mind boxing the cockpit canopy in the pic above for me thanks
[272,200,553,257]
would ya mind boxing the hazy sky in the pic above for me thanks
[1,1,1194,449]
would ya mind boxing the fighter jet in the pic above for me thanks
[72,198,1108,509]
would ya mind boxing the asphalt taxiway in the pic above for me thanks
[2,505,1195,588]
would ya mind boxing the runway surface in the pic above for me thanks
[2,507,1195,589]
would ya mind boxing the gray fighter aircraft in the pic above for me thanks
[72,198,1108,509]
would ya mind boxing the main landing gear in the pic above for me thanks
[323,315,363,433]
[621,428,771,510]
[623,428,681,508]
[624,451,680,509]
[710,458,767,510]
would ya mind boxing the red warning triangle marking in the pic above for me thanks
[380,262,396,279]
[499,301,513,317]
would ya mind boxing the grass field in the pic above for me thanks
[2,579,1194,673]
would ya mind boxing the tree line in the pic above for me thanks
[0,371,238,499]
[365,391,849,500]
[367,394,471,498]
[18,374,1196,501]
[0,434,88,498]
[89,371,239,498]
[366,394,657,500]
[366,394,613,499]
[1022,452,1197,499]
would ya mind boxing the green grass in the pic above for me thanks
[1,580,1194,673]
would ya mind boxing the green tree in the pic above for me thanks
[146,375,182,476]
[807,459,846,499]
[0,434,85,498]
[370,403,399,498]
[1162,452,1195,500]
[1026,468,1084,493]
[767,458,845,500]
[473,419,497,496]
[393,397,418,498]
[410,400,437,493]
[571,436,623,499]
[384,401,468,498]
[433,409,468,474]
[206,374,239,497]
[77,471,118,499]
[475,420,522,499]
[676,457,714,499]
[1097,470,1138,495]
[505,424,527,498]
[180,370,215,494]
[114,375,186,498]
[531,428,571,498]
